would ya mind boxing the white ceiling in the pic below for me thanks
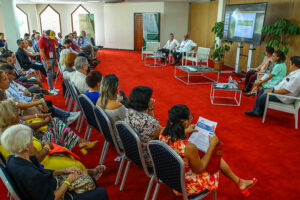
[16,0,211,4]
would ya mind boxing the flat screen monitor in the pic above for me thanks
[223,2,268,45]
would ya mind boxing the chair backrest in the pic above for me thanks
[147,140,188,198]
[78,94,99,131]
[196,47,210,60]
[0,165,21,200]
[145,42,160,52]
[90,37,96,46]
[115,121,152,176]
[94,105,122,155]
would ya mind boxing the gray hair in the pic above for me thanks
[74,56,88,71]
[1,124,32,156]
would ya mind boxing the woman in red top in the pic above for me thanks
[159,104,257,197]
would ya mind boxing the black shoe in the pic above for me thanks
[243,93,256,97]
[242,88,250,92]
[245,111,261,117]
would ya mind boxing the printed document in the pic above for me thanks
[188,117,217,152]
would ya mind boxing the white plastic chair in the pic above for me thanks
[262,93,300,129]
[141,42,160,60]
[183,47,210,67]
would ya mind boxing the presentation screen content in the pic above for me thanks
[223,3,268,45]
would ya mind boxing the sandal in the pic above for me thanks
[93,165,106,181]
[237,178,257,197]
[79,141,98,155]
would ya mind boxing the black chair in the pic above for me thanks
[115,121,154,200]
[90,37,104,55]
[147,140,217,200]
[78,94,99,140]
[94,106,123,171]
[0,164,21,200]
[68,83,84,132]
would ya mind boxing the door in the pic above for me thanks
[134,13,143,51]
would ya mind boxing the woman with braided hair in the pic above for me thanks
[160,104,257,197]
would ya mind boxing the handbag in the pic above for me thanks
[54,167,96,195]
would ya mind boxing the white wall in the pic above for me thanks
[104,2,165,49]
[0,2,189,50]
[0,6,5,34]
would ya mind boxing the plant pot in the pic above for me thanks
[214,61,224,70]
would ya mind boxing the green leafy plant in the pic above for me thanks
[211,21,232,61]
[262,19,299,55]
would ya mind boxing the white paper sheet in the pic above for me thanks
[188,117,217,152]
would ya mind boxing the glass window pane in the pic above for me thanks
[72,6,89,34]
[40,6,61,34]
[16,7,29,37]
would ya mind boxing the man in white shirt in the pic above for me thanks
[70,56,90,94]
[158,33,179,62]
[57,32,63,45]
[245,56,300,117]
[172,34,197,65]
[79,31,95,58]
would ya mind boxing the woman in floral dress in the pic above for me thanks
[160,104,257,197]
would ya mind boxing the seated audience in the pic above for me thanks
[63,52,78,80]
[1,124,108,200]
[158,33,179,62]
[58,32,63,45]
[31,33,35,41]
[70,56,90,94]
[243,46,274,92]
[0,100,98,153]
[64,39,79,55]
[24,33,30,40]
[245,56,300,117]
[160,104,256,197]
[86,70,102,104]
[244,50,287,97]
[125,86,163,167]
[59,49,70,71]
[0,32,7,50]
[16,39,47,77]
[33,32,40,52]
[79,31,94,57]
[97,74,126,147]
[172,34,197,65]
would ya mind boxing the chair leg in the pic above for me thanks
[151,183,160,200]
[73,104,78,112]
[67,98,73,112]
[144,175,155,200]
[99,141,109,165]
[76,113,82,130]
[87,127,92,141]
[120,161,131,191]
[84,125,90,140]
[115,154,126,185]
[78,114,85,133]
[64,93,69,105]
[295,111,298,129]
[212,190,217,200]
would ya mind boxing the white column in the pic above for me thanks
[215,0,226,45]
[0,0,20,52]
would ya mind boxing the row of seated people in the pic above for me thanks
[0,48,258,199]
[240,46,300,117]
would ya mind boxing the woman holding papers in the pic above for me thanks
[159,105,257,197]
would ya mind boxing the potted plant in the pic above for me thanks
[262,19,299,55]
[211,21,232,70]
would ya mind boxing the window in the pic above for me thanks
[40,5,61,34]
[16,6,30,37]
[71,5,90,34]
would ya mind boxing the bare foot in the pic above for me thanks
[239,179,255,190]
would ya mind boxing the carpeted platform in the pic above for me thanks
[1,50,299,200]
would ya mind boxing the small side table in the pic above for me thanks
[144,54,166,67]
[210,83,242,106]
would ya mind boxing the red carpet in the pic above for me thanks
[1,50,300,200]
